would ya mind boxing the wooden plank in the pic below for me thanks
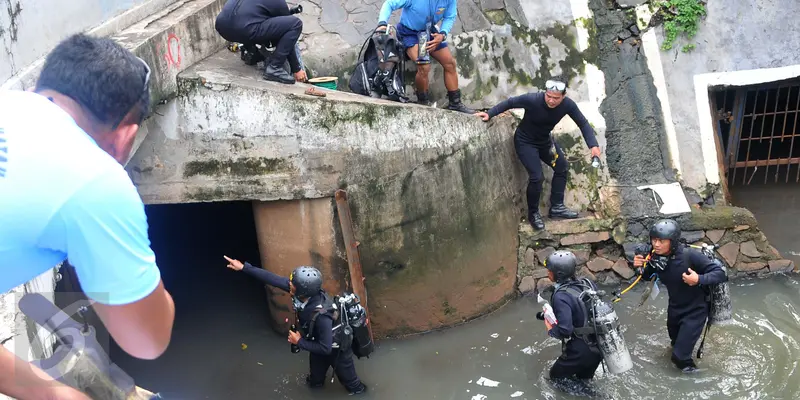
[334,189,374,343]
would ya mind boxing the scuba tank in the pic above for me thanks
[689,243,733,324]
[704,245,733,324]
[561,280,633,375]
[587,295,633,374]
[337,293,375,359]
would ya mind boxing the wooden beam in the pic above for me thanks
[334,189,374,343]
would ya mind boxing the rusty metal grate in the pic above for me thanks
[711,78,800,186]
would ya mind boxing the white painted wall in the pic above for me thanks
[640,0,800,194]
[0,0,181,86]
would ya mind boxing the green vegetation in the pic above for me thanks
[658,0,707,53]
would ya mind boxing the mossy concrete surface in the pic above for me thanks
[126,50,529,336]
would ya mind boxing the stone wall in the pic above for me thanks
[517,206,797,295]
[295,0,602,110]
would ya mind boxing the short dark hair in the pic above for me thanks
[35,34,150,127]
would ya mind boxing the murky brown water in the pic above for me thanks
[109,202,800,400]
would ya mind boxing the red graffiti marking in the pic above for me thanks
[164,33,182,69]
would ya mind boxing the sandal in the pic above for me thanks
[304,87,327,97]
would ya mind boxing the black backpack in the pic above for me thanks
[348,26,409,103]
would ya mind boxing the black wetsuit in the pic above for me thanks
[487,93,598,216]
[547,279,604,380]
[241,262,366,393]
[215,0,302,72]
[641,245,726,369]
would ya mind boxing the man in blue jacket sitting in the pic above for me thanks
[376,0,474,114]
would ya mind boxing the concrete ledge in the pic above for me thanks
[127,50,530,335]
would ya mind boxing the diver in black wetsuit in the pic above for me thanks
[223,256,368,395]
[540,251,604,381]
[474,77,601,231]
[632,219,726,372]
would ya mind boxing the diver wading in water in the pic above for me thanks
[632,219,727,372]
[224,256,370,395]
[474,78,601,231]
[538,251,632,384]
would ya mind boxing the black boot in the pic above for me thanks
[348,383,368,395]
[549,203,579,219]
[417,91,431,106]
[446,89,475,114]
[305,375,324,389]
[529,212,545,230]
[263,63,294,84]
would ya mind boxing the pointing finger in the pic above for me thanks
[223,255,233,262]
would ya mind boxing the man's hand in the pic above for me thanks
[288,330,302,345]
[294,70,307,82]
[590,146,601,158]
[375,25,387,33]
[633,254,645,268]
[682,268,699,286]
[224,256,244,271]
[544,319,553,331]
[45,385,93,400]
[474,111,489,122]
[425,33,444,52]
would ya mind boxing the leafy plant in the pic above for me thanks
[658,0,707,52]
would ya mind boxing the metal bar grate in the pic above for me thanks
[711,78,800,186]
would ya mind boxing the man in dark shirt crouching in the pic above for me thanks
[474,77,601,231]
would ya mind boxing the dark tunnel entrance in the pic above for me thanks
[105,201,303,398]
[711,78,800,266]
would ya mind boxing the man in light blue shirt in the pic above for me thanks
[377,0,474,114]
[0,34,175,399]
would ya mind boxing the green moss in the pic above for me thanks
[311,102,398,131]
[454,37,476,78]
[183,157,292,178]
[186,187,225,201]
[483,9,593,91]
[442,300,456,315]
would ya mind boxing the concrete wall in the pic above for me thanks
[126,50,530,336]
[642,0,800,194]
[0,0,188,86]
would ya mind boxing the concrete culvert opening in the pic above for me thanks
[711,77,800,265]
[107,201,305,398]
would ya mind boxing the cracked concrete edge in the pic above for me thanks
[0,0,188,91]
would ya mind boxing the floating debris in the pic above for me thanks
[241,343,247,350]
[521,346,535,355]
[476,377,500,387]
[511,391,524,397]
[490,333,499,338]
[471,395,487,400]
[507,336,512,342]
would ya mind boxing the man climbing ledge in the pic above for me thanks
[474,78,601,231]
[376,0,474,114]
[215,0,306,84]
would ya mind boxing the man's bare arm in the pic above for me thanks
[93,280,175,360]
[0,346,90,400]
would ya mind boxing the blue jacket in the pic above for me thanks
[378,0,458,35]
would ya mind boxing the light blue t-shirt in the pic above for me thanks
[378,0,458,34]
[0,90,161,305]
